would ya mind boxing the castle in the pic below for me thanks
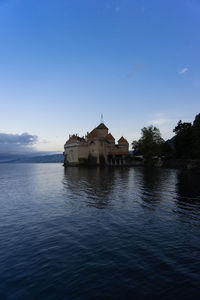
[63,123,129,166]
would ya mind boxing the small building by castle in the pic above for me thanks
[63,123,130,166]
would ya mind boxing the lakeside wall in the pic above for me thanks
[113,158,200,170]
[161,159,200,170]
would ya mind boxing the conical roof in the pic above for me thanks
[118,136,128,144]
[87,129,98,138]
[96,123,108,130]
[106,133,115,141]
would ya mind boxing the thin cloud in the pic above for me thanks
[149,119,170,126]
[149,113,173,126]
[127,64,144,78]
[179,67,189,75]
[148,114,178,140]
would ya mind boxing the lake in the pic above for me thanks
[0,164,200,299]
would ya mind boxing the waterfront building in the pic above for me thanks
[63,123,129,166]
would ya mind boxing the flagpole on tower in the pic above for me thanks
[101,113,104,123]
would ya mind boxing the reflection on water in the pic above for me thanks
[140,168,165,207]
[63,167,116,209]
[176,170,200,201]
[175,170,200,224]
[0,164,200,299]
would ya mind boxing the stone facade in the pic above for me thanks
[63,123,129,166]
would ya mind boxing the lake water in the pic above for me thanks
[0,164,200,299]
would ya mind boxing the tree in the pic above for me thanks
[131,140,141,155]
[173,120,192,158]
[132,125,164,161]
[192,113,200,158]
[160,141,174,158]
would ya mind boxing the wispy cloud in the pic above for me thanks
[127,64,144,78]
[179,65,190,75]
[148,113,178,139]
[179,67,188,74]
[149,118,170,126]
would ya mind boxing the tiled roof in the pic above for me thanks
[96,123,108,130]
[118,136,129,144]
[87,129,98,138]
[106,133,115,141]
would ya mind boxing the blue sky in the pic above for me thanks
[0,0,200,152]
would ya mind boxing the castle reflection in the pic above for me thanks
[63,166,200,212]
[63,167,116,209]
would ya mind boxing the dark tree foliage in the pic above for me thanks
[173,114,200,159]
[132,113,200,162]
[132,125,164,160]
[132,140,141,155]
[192,113,200,159]
[161,142,174,158]
[173,120,193,158]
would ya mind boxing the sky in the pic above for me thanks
[0,0,200,153]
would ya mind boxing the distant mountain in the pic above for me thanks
[0,153,64,163]
[166,136,175,149]
[17,154,64,163]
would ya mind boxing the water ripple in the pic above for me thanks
[0,164,200,299]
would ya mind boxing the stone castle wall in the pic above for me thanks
[64,123,129,166]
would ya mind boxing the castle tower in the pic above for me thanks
[95,123,108,138]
